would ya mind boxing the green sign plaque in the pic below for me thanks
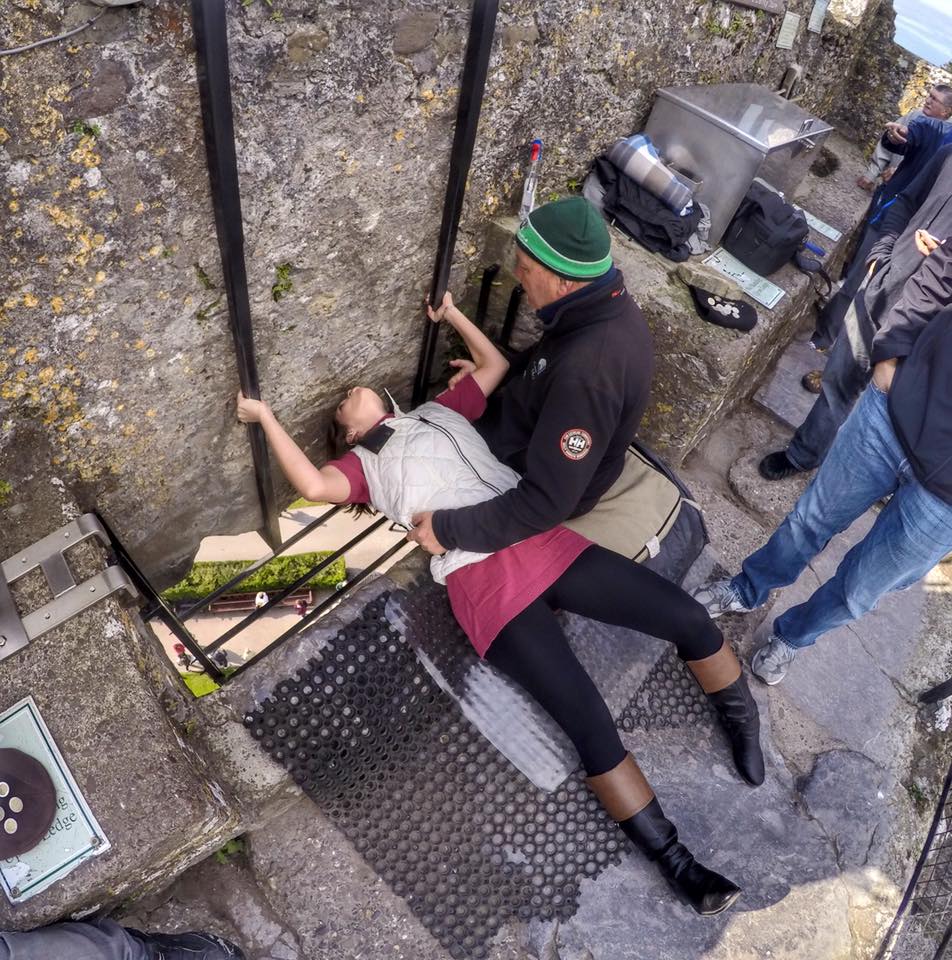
[0,697,110,903]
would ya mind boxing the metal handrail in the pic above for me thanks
[173,505,343,620]
[228,537,410,679]
[875,759,952,959]
[411,0,499,405]
[97,512,226,681]
[202,515,390,654]
[191,0,282,550]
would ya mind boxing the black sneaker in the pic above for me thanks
[127,929,246,960]
[758,451,807,481]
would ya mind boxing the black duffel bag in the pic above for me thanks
[723,181,809,276]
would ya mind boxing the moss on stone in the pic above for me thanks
[271,262,294,302]
[161,550,346,602]
[194,264,216,291]
[0,480,11,505]
[71,120,101,139]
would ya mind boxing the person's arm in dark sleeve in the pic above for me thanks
[879,126,908,157]
[868,145,952,263]
[431,378,621,552]
[500,344,535,384]
[871,242,952,363]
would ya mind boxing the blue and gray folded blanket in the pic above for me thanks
[607,134,696,215]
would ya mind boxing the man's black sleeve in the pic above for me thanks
[868,145,952,265]
[431,377,622,553]
[872,242,952,364]
[500,345,535,384]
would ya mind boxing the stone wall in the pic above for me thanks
[829,1,952,154]
[0,0,916,581]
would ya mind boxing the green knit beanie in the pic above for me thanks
[516,196,612,280]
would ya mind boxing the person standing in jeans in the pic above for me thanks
[759,142,952,481]
[692,246,952,684]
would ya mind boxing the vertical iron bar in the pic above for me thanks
[411,0,499,406]
[499,284,523,349]
[190,0,282,550]
[474,263,499,329]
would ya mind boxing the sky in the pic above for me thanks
[893,0,952,68]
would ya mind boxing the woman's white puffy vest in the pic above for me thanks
[352,400,521,583]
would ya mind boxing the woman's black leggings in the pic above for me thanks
[485,545,722,778]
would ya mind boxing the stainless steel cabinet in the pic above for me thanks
[644,83,833,245]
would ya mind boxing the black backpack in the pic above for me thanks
[723,181,810,276]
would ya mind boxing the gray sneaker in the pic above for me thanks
[751,635,798,685]
[692,579,749,619]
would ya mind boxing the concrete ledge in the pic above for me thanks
[0,447,239,929]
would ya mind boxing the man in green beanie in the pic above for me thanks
[408,195,657,557]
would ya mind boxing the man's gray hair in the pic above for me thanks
[933,83,952,106]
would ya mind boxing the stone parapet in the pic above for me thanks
[0,434,240,929]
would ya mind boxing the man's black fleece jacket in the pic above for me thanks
[432,266,655,554]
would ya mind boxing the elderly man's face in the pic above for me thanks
[514,248,569,310]
[922,88,952,120]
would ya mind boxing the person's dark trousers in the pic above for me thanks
[0,920,243,960]
[810,224,879,350]
[0,919,150,960]
[787,278,880,472]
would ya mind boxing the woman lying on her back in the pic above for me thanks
[236,293,764,916]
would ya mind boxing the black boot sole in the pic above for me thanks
[665,879,743,916]
[697,885,743,916]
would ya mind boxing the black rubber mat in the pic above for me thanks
[387,576,668,791]
[617,648,716,734]
[245,590,711,957]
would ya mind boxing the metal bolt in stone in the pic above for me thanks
[9,887,18,897]
[0,636,5,647]
[90,836,101,848]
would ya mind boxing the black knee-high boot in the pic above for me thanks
[686,641,765,787]
[586,755,742,916]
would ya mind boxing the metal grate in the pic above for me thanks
[878,763,952,959]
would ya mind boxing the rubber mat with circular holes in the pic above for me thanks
[245,590,712,958]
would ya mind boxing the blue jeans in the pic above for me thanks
[732,385,952,648]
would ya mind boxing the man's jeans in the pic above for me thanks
[0,919,150,960]
[732,385,952,648]
[788,226,881,471]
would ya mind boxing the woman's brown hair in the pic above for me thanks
[325,415,376,517]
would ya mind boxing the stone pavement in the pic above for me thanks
[115,337,952,960]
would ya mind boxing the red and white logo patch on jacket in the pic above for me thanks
[560,428,592,461]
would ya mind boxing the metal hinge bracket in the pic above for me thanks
[0,513,139,664]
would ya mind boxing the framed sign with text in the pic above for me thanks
[0,697,109,903]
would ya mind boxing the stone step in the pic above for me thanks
[754,332,829,431]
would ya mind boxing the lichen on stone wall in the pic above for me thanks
[0,0,924,583]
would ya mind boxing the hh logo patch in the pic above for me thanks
[560,428,592,461]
